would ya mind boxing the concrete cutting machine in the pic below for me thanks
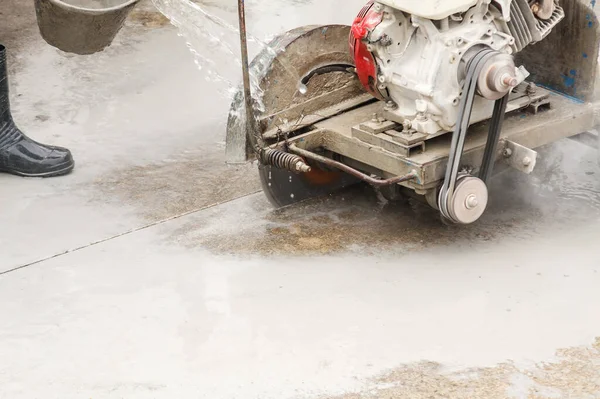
[226,0,600,224]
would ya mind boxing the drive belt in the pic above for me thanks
[438,49,510,222]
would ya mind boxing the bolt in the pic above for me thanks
[523,157,532,167]
[531,2,540,14]
[372,113,382,124]
[501,74,518,87]
[465,194,479,210]
[503,148,513,157]
[295,161,312,173]
[385,100,397,110]
[526,82,537,95]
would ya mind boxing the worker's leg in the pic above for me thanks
[0,44,74,177]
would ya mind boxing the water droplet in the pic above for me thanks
[298,83,308,95]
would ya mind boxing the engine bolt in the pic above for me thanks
[502,74,518,87]
[523,157,532,167]
[503,148,513,157]
[526,82,537,95]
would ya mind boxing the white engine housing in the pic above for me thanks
[360,0,563,135]
[377,0,479,19]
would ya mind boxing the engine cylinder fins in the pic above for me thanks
[508,0,564,52]
[438,175,489,225]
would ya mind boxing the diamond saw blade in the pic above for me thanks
[259,164,357,207]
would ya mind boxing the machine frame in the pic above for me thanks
[226,0,600,220]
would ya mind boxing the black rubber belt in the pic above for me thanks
[438,49,510,221]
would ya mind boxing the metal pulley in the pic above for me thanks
[442,175,489,225]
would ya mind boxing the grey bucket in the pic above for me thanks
[34,0,140,55]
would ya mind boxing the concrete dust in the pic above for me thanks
[175,185,528,255]
[93,147,261,221]
[325,339,600,399]
[165,142,600,256]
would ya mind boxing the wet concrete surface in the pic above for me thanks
[167,140,600,257]
[1,0,600,398]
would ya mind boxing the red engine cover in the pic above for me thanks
[350,1,386,100]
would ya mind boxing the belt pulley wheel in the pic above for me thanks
[438,48,509,225]
[444,175,489,225]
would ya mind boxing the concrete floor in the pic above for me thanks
[1,1,600,398]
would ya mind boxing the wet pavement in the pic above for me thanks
[1,0,600,398]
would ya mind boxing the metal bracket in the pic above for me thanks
[501,140,538,174]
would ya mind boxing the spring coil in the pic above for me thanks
[262,148,311,173]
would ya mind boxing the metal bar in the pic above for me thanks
[288,144,418,187]
[479,93,509,183]
[237,0,263,152]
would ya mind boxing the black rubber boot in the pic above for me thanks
[0,44,74,177]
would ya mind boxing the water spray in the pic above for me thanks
[236,0,311,173]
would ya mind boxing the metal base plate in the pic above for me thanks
[353,83,551,158]
[286,92,599,191]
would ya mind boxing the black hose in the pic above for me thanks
[300,64,356,86]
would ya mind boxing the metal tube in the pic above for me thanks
[288,144,418,187]
[237,0,264,152]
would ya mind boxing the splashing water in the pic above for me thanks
[297,83,308,95]
[150,0,240,89]
[150,0,306,116]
